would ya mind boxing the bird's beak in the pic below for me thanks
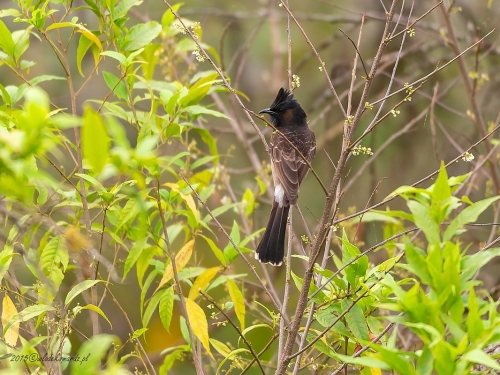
[258,108,274,115]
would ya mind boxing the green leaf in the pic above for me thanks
[161,3,183,31]
[101,51,127,65]
[404,238,431,284]
[123,237,148,280]
[368,342,418,374]
[203,202,240,224]
[131,328,148,340]
[13,27,31,62]
[65,280,103,306]
[431,162,451,204]
[4,305,55,333]
[103,71,128,100]
[466,287,483,341]
[184,105,230,119]
[114,0,143,20]
[71,334,118,375]
[462,349,500,370]
[407,200,440,244]
[0,19,15,56]
[342,299,369,341]
[216,348,251,374]
[332,352,390,370]
[242,188,254,217]
[443,196,500,242]
[159,287,174,333]
[137,246,159,287]
[416,346,433,375]
[80,304,112,328]
[74,173,106,192]
[339,231,368,285]
[210,338,231,357]
[121,21,161,52]
[0,245,14,284]
[40,236,64,273]
[227,279,245,331]
[82,106,110,173]
[461,248,500,282]
[142,290,162,328]
[193,127,219,167]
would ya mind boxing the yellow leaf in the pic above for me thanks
[370,368,382,375]
[164,183,199,222]
[188,267,221,300]
[76,28,103,51]
[156,239,194,292]
[64,225,90,252]
[2,295,19,348]
[227,279,245,331]
[185,298,213,360]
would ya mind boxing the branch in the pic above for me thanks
[278,0,347,118]
[274,3,399,372]
[247,108,328,195]
[156,180,204,374]
[180,174,289,326]
[200,290,265,374]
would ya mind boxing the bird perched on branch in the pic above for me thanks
[255,88,316,266]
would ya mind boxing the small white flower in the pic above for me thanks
[351,145,373,156]
[192,47,206,62]
[173,22,187,34]
[462,152,474,162]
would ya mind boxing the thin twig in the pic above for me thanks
[156,180,204,374]
[436,2,500,192]
[240,333,280,375]
[162,1,269,151]
[388,1,443,41]
[180,174,289,326]
[247,108,328,195]
[330,321,397,375]
[369,29,495,107]
[339,28,368,78]
[278,0,347,118]
[309,227,417,301]
[200,290,265,374]
[289,289,370,360]
[275,4,399,372]
[279,209,293,360]
[336,117,500,226]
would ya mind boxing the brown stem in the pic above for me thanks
[156,180,204,374]
[274,3,399,372]
[200,290,265,374]
[436,1,500,193]
[180,174,289,326]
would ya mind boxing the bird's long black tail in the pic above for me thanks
[255,201,290,266]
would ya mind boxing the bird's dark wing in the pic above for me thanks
[270,127,316,205]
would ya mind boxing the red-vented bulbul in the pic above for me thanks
[255,88,316,266]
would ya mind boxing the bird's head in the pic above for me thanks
[259,88,307,127]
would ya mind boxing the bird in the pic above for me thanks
[255,88,316,266]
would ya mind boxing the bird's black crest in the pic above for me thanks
[270,88,295,109]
